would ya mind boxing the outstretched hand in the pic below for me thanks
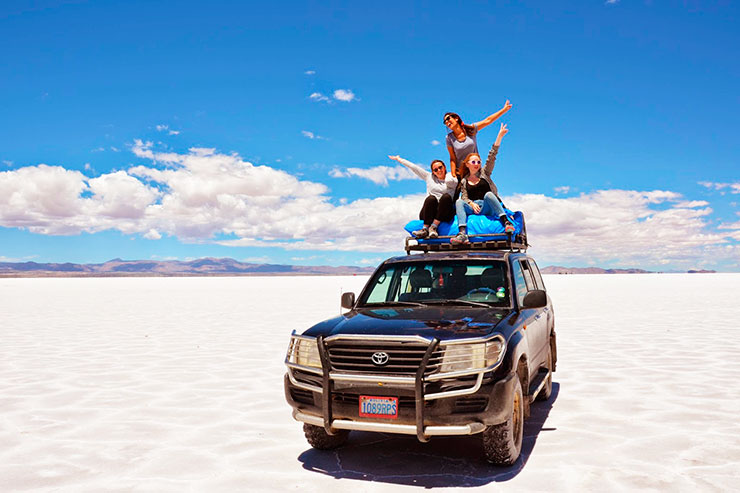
[388,155,401,162]
[502,99,512,113]
[494,123,509,146]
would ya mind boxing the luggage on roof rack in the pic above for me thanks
[403,210,529,254]
[405,231,528,254]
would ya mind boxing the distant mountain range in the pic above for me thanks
[0,259,716,277]
[0,258,376,277]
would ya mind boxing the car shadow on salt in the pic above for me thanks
[298,382,559,487]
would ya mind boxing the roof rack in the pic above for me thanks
[405,232,528,254]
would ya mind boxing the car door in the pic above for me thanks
[511,259,547,371]
[519,259,549,369]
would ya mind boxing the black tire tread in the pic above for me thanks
[303,424,349,450]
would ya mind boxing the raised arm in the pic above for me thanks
[447,145,458,177]
[388,155,428,180]
[473,100,512,132]
[483,123,508,177]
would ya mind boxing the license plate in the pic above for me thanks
[359,395,398,419]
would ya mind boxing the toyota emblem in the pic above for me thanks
[371,351,390,366]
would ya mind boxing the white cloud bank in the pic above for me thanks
[1,144,738,267]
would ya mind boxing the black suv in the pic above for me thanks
[284,249,556,465]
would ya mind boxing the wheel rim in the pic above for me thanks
[513,389,522,444]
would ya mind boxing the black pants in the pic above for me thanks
[419,194,455,225]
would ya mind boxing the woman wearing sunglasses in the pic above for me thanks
[388,155,457,239]
[445,100,512,179]
[450,123,516,245]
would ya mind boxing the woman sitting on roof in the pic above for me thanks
[451,123,516,246]
[445,100,512,179]
[388,155,457,239]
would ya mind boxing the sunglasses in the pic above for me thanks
[443,115,455,123]
[468,159,482,165]
[432,166,445,172]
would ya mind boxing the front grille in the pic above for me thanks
[326,340,443,375]
[290,388,315,405]
[453,396,488,413]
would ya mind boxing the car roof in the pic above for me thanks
[382,251,529,265]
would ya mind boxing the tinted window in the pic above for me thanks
[511,261,528,306]
[520,260,535,291]
[359,260,511,307]
[528,259,546,291]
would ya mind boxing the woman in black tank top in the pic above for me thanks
[451,124,516,245]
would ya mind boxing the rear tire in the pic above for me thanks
[536,344,553,402]
[303,424,349,450]
[482,377,524,465]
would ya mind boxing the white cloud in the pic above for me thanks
[301,130,326,140]
[2,160,13,167]
[329,165,417,186]
[143,229,162,240]
[605,0,619,4]
[309,92,330,103]
[156,124,180,136]
[554,186,570,194]
[699,181,740,194]
[333,89,356,102]
[110,146,120,152]
[84,163,92,171]
[430,140,441,146]
[509,189,733,267]
[304,70,316,75]
[3,144,739,266]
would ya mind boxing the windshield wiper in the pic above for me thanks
[424,299,491,308]
[361,301,426,307]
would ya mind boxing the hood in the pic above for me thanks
[303,306,512,341]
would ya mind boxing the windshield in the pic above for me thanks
[358,260,511,308]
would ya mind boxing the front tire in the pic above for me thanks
[482,377,524,465]
[303,424,349,450]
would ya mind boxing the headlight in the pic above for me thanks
[439,338,504,373]
[287,336,322,369]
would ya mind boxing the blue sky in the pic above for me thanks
[1,0,739,270]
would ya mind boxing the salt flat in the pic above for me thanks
[1,274,739,492]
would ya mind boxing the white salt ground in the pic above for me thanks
[1,274,739,492]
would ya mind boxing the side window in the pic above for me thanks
[520,260,535,291]
[511,261,528,306]
[365,267,397,303]
[528,259,546,291]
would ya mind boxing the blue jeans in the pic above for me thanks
[455,192,507,228]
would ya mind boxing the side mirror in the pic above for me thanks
[522,289,547,309]
[341,292,356,310]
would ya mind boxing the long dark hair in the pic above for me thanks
[429,159,446,173]
[443,112,477,137]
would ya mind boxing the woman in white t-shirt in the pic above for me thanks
[388,155,458,239]
[444,100,512,179]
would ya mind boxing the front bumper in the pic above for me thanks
[284,370,516,442]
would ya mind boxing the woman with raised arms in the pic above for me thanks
[445,100,512,179]
[451,123,516,245]
[388,155,458,239]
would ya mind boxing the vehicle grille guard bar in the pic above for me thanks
[286,332,501,400]
[316,335,335,436]
[415,338,439,442]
